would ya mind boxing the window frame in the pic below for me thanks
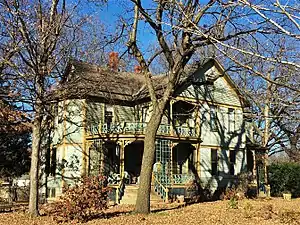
[50,148,57,177]
[229,150,236,175]
[228,108,235,133]
[104,105,113,124]
[210,105,218,132]
[141,106,149,123]
[211,148,218,176]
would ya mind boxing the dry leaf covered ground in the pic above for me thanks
[1,198,300,225]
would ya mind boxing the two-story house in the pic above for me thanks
[46,58,258,203]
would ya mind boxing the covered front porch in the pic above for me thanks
[87,138,201,202]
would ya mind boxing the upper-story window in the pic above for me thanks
[104,105,113,124]
[141,106,149,123]
[206,81,215,92]
[210,105,218,132]
[228,108,235,133]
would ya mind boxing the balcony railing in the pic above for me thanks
[172,174,195,185]
[87,122,197,138]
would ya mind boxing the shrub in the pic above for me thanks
[184,180,202,203]
[222,185,245,201]
[222,172,256,200]
[228,196,238,209]
[268,162,300,198]
[44,175,110,222]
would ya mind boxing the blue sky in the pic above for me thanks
[78,0,158,57]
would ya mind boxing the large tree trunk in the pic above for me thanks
[263,75,271,185]
[28,104,42,216]
[134,104,165,214]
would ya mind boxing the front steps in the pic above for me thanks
[120,184,163,204]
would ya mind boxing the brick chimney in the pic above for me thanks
[134,65,142,73]
[109,52,119,71]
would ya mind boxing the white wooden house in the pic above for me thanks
[45,58,258,203]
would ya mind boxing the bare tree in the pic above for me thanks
[124,0,300,213]
[0,0,87,216]
[124,0,277,213]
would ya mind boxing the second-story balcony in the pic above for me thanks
[87,122,198,139]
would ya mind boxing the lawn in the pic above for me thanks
[1,198,300,225]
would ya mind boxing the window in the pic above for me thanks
[229,150,236,175]
[211,149,218,176]
[141,106,148,123]
[228,108,235,133]
[50,148,57,176]
[45,148,50,175]
[47,188,56,198]
[210,105,217,131]
[104,105,113,127]
[207,82,215,91]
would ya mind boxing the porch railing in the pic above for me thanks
[172,174,195,185]
[87,122,197,138]
[153,173,169,202]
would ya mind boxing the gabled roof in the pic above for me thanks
[49,58,249,107]
[50,59,168,102]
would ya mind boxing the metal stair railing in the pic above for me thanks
[153,173,169,202]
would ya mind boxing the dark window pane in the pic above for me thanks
[229,150,236,175]
[105,111,113,123]
[212,163,218,176]
[211,149,218,175]
[50,148,57,176]
[211,149,218,162]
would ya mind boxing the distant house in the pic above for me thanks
[45,58,260,203]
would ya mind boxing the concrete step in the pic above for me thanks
[120,184,163,204]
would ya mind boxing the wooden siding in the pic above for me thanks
[178,66,242,107]
[52,101,64,145]
[199,147,247,190]
[53,99,85,145]
[114,105,137,122]
[199,102,246,149]
[65,100,84,143]
[86,101,103,126]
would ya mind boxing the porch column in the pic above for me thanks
[192,143,201,178]
[99,143,105,174]
[170,99,175,136]
[170,141,175,185]
[118,140,125,177]
[85,141,93,175]
[195,105,201,138]
[252,150,257,180]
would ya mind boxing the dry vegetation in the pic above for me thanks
[1,198,300,225]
